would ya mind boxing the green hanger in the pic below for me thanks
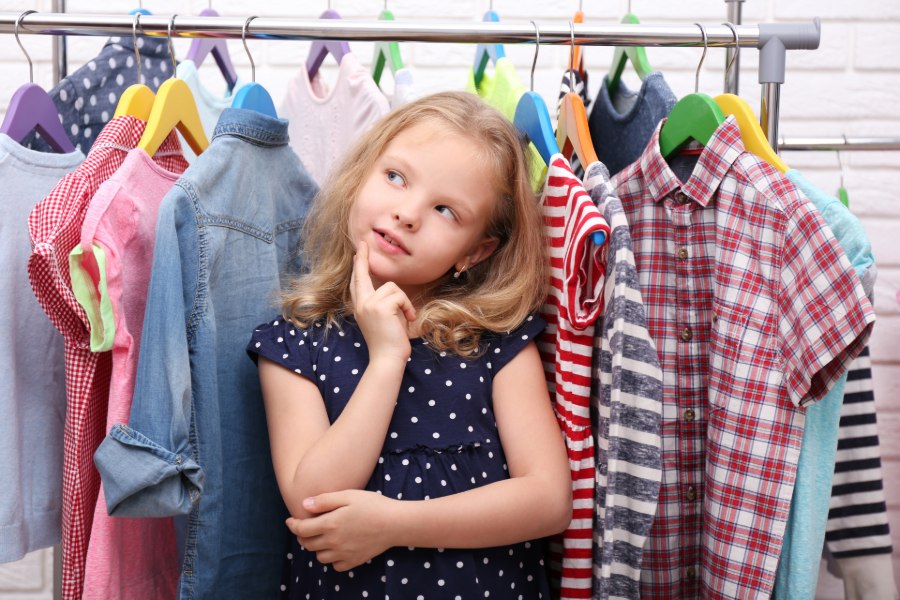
[658,94,725,157]
[372,9,404,86]
[606,14,654,97]
[836,148,850,207]
[658,23,725,158]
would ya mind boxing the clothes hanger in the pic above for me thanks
[712,23,789,173]
[569,0,586,80]
[185,5,238,92]
[557,21,599,169]
[513,21,560,166]
[658,23,725,158]
[137,15,209,157]
[306,2,351,81]
[836,138,850,207]
[0,11,75,153]
[231,16,277,118]
[129,0,150,16]
[606,4,654,97]
[371,0,405,87]
[472,1,506,89]
[113,12,155,121]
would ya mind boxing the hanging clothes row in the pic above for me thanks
[0,7,893,600]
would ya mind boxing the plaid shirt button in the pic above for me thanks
[680,327,693,342]
[685,486,697,501]
[674,191,689,205]
[683,409,695,422]
[686,566,697,580]
[677,247,689,260]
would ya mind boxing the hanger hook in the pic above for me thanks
[693,22,708,94]
[242,16,259,83]
[167,15,178,79]
[14,10,37,84]
[579,0,583,11]
[628,0,632,14]
[568,21,576,92]
[132,12,144,85]
[529,20,540,92]
[722,22,739,85]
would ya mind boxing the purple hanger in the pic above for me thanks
[306,9,351,80]
[185,8,238,91]
[0,83,75,153]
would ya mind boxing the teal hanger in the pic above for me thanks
[472,7,506,89]
[658,23,725,157]
[372,4,404,86]
[231,16,277,117]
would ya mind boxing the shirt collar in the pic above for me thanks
[638,114,744,207]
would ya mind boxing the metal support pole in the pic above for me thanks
[757,18,820,151]
[724,0,744,94]
[760,83,781,151]
[51,0,66,84]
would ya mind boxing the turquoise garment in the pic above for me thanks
[774,169,876,600]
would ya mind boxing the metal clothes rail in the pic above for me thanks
[0,11,822,147]
[778,137,900,152]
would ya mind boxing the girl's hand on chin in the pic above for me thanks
[350,241,416,365]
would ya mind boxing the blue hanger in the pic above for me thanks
[306,9,351,80]
[231,16,277,117]
[472,9,506,88]
[0,11,75,153]
[129,8,151,15]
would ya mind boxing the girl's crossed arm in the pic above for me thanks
[260,242,417,519]
[288,341,572,571]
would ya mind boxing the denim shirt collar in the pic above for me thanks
[213,108,290,147]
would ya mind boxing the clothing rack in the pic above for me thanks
[778,137,900,152]
[1,11,821,147]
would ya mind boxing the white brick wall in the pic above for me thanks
[1,1,897,598]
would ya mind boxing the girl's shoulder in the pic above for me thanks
[247,314,362,372]
[475,313,547,373]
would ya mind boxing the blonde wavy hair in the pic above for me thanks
[282,91,547,356]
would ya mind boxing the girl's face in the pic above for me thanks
[348,120,500,304]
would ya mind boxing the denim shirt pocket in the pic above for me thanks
[708,299,782,414]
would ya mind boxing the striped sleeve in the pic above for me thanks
[585,162,663,600]
[826,346,893,559]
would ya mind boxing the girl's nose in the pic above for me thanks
[391,206,420,231]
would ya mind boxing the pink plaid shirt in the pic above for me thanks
[612,117,875,599]
[27,117,187,600]
[538,155,610,598]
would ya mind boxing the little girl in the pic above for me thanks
[247,91,571,599]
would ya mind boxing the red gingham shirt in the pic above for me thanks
[611,117,875,599]
[537,155,610,599]
[27,117,187,600]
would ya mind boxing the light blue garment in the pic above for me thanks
[93,108,318,599]
[0,134,83,563]
[774,169,876,600]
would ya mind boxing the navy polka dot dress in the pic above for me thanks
[247,313,551,599]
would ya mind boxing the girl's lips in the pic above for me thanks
[373,229,411,255]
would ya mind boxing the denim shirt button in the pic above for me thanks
[175,455,183,464]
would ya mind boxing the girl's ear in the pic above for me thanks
[463,237,500,270]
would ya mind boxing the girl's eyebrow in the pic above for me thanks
[382,153,417,178]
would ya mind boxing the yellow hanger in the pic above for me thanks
[714,94,788,173]
[137,15,209,156]
[113,12,155,121]
[713,24,788,173]
[556,23,599,168]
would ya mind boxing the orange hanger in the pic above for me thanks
[556,22,598,167]
[568,6,586,80]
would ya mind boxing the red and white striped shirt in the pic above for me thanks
[537,155,610,599]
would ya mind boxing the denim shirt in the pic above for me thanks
[94,108,318,599]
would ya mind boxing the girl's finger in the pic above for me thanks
[353,241,375,301]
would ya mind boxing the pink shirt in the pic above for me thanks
[70,148,186,599]
[281,53,389,184]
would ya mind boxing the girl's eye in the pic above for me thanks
[386,170,405,186]
[436,205,457,220]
